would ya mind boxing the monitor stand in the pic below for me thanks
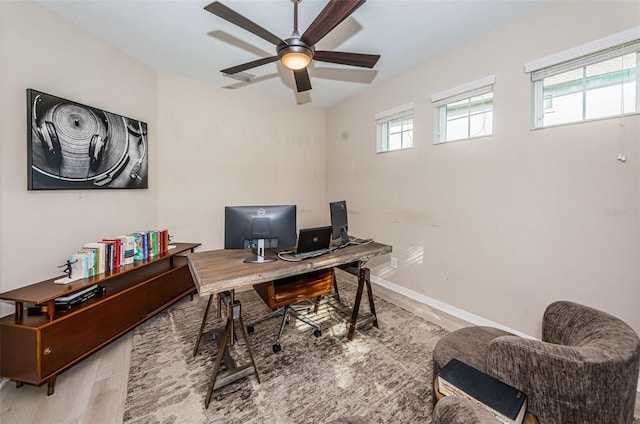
[339,227,351,246]
[244,239,277,263]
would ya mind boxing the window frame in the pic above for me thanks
[431,75,496,144]
[525,26,640,129]
[374,103,414,153]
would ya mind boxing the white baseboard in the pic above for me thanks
[369,274,640,394]
[370,274,533,339]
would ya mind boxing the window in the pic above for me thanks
[431,75,495,144]
[375,103,414,153]
[525,27,640,129]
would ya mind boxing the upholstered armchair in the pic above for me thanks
[432,301,640,424]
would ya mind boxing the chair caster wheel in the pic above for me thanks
[272,344,282,353]
[313,329,322,338]
[247,325,254,334]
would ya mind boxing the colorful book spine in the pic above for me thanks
[162,229,169,253]
[103,239,123,269]
[83,242,106,274]
[150,231,158,258]
[119,235,136,265]
[78,248,97,276]
[69,253,89,279]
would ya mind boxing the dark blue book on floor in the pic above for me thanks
[437,358,528,424]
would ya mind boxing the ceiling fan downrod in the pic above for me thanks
[279,0,313,70]
[292,0,300,38]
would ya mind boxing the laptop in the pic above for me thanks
[294,226,333,258]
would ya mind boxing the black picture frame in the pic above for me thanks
[27,89,148,190]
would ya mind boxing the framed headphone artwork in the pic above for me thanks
[27,89,148,190]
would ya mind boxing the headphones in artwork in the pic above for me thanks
[33,94,110,168]
[32,95,62,161]
[127,121,147,181]
[88,113,111,169]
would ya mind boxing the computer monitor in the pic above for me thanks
[225,205,297,263]
[330,200,349,245]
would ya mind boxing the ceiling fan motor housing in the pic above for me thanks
[277,37,315,65]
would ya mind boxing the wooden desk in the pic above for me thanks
[187,241,392,407]
[188,241,392,295]
[188,241,392,339]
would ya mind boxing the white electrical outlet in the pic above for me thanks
[391,257,398,269]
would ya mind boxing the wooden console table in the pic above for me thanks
[0,242,200,395]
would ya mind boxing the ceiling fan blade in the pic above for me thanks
[301,0,366,47]
[314,51,380,68]
[208,30,271,57]
[313,67,378,84]
[204,2,285,47]
[293,68,312,92]
[221,56,279,75]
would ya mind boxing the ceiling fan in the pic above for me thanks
[204,0,380,93]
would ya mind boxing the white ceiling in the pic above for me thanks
[38,0,548,108]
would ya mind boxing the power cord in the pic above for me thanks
[276,237,375,262]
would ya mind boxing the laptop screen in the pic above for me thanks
[296,226,332,254]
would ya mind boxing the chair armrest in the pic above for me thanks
[542,300,638,348]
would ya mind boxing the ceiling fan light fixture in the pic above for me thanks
[281,51,312,70]
[278,41,313,70]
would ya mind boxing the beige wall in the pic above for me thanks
[154,73,327,252]
[326,1,640,337]
[0,0,158,307]
[0,2,327,317]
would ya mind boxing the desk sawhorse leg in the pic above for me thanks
[347,267,378,341]
[332,265,379,341]
[193,291,260,408]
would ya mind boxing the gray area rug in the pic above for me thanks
[123,276,448,423]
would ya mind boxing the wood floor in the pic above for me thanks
[1,287,639,423]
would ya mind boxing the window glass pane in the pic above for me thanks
[543,91,583,126]
[469,93,493,115]
[544,68,583,87]
[470,111,493,137]
[446,117,469,141]
[388,132,402,150]
[586,85,623,119]
[446,99,469,121]
[388,118,403,135]
[403,129,413,148]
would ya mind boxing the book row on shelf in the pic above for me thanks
[61,229,170,283]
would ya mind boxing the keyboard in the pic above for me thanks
[293,248,331,259]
